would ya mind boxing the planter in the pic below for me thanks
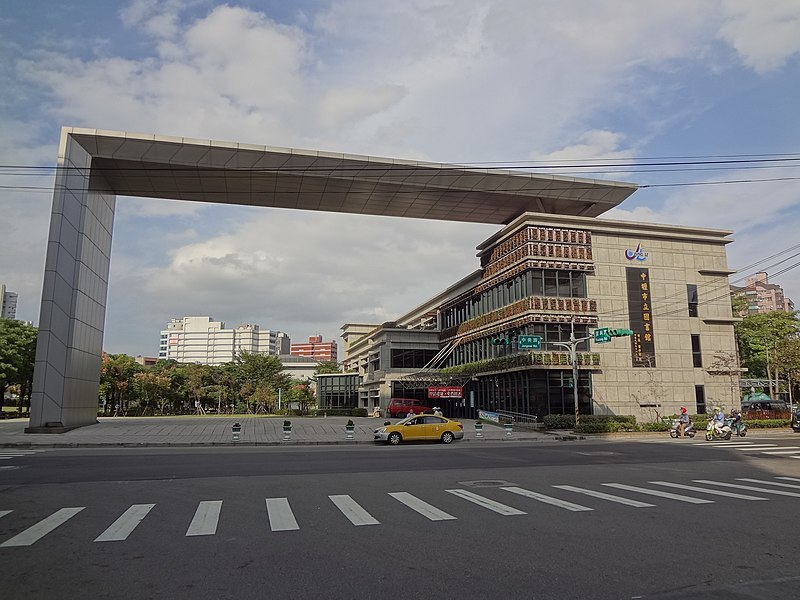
[282,422,292,440]
[474,423,484,438]
[504,422,513,438]
[345,425,355,440]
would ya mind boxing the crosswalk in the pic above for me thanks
[2,476,800,548]
[0,449,47,463]
[694,440,800,458]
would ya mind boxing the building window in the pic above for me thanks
[687,284,698,317]
[391,349,438,369]
[695,385,706,414]
[691,334,702,368]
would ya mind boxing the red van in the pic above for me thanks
[386,398,435,418]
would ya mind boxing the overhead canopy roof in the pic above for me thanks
[68,128,638,224]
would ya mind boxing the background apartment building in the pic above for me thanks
[290,335,338,361]
[731,271,795,314]
[1,284,18,319]
[159,316,290,365]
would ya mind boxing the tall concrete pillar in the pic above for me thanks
[26,131,116,432]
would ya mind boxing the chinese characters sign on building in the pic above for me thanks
[626,267,656,367]
[428,386,464,399]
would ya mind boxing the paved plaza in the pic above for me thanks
[0,415,549,447]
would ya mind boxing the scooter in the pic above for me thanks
[705,419,732,441]
[728,415,747,437]
[669,419,695,438]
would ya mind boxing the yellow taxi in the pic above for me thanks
[374,414,464,445]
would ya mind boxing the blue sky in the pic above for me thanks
[2,0,799,357]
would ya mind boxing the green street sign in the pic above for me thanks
[594,328,610,343]
[609,328,634,337]
[517,335,542,350]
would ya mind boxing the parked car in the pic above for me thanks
[792,409,800,433]
[386,397,436,418]
[741,400,790,420]
[374,415,464,445]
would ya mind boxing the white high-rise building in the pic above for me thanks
[158,316,290,365]
[1,284,18,319]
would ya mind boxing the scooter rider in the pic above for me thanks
[678,407,690,437]
[712,406,726,435]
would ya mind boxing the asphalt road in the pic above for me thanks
[2,436,800,600]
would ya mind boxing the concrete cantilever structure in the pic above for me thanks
[28,127,638,432]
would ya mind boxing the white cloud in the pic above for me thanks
[719,0,800,73]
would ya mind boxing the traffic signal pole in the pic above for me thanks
[550,320,593,425]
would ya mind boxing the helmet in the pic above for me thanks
[714,406,721,412]
[680,407,687,414]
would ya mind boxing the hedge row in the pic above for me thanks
[545,413,793,434]
[543,414,637,430]
[311,408,368,417]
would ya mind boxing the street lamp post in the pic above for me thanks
[550,321,593,425]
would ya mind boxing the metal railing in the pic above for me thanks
[495,409,539,424]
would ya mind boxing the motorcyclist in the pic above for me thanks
[678,407,690,437]
[712,406,726,435]
[730,408,743,433]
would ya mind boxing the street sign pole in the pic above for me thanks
[551,320,593,426]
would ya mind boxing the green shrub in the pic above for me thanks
[311,408,367,417]
[582,414,637,425]
[544,414,576,429]
[639,421,670,432]
[575,421,613,434]
[746,419,791,428]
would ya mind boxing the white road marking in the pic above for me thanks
[693,480,800,498]
[0,507,85,547]
[388,492,457,521]
[501,487,593,512]
[649,481,767,500]
[446,489,527,515]
[0,510,11,519]
[553,485,655,507]
[700,444,776,449]
[602,483,713,504]
[760,450,800,455]
[186,501,223,536]
[94,504,155,542]
[777,477,800,482]
[329,495,380,526]
[265,498,299,531]
[736,478,800,490]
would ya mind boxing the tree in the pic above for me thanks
[99,353,142,414]
[0,319,38,414]
[706,350,746,409]
[315,360,341,374]
[230,351,290,413]
[284,379,316,415]
[730,293,749,318]
[134,368,172,415]
[773,338,800,406]
[735,311,800,379]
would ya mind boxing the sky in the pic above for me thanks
[1,0,799,359]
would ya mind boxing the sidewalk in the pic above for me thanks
[0,415,553,448]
